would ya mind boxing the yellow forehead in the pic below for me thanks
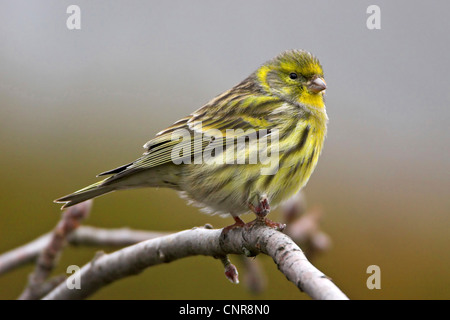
[280,60,323,76]
[279,59,323,77]
[268,50,323,77]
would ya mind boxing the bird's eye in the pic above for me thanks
[289,73,298,80]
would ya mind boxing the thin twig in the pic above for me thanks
[0,226,169,277]
[239,255,267,294]
[0,233,51,276]
[18,201,92,300]
[281,192,332,258]
[67,226,169,247]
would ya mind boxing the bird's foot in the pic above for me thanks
[248,195,285,231]
[221,195,285,235]
[221,216,246,236]
[248,195,270,218]
[260,217,286,231]
[242,216,285,231]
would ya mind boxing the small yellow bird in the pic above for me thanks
[55,49,327,230]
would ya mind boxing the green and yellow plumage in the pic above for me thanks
[55,49,328,223]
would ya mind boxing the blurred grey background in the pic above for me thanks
[0,0,448,299]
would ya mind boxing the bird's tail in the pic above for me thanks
[55,162,182,209]
[54,180,114,209]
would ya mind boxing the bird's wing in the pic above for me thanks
[114,93,282,172]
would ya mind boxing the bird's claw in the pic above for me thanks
[249,196,270,218]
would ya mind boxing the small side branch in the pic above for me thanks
[0,226,168,276]
[18,201,92,299]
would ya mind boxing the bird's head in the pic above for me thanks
[256,49,326,109]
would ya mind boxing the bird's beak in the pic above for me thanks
[308,77,327,93]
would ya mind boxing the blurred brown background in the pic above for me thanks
[0,0,448,299]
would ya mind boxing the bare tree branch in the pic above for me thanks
[0,226,169,276]
[0,233,51,276]
[1,191,343,300]
[67,226,169,247]
[42,221,348,300]
[18,201,92,299]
